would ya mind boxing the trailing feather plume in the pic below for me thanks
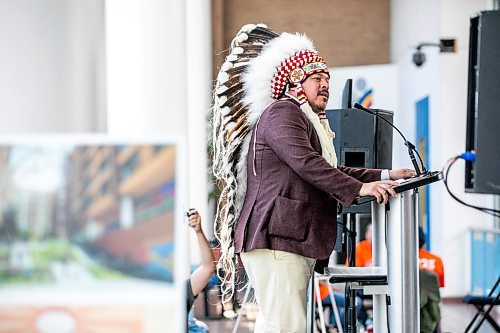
[212,23,279,302]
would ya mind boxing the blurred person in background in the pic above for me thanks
[418,227,445,288]
[186,209,215,333]
[418,227,445,333]
[353,223,373,268]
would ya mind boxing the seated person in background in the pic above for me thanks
[418,227,445,288]
[351,224,445,287]
[354,223,373,268]
[418,227,445,333]
[186,209,216,333]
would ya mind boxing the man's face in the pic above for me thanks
[301,72,330,113]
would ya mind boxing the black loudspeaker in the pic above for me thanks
[465,10,500,195]
[326,108,393,213]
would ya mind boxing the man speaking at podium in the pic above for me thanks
[212,24,416,333]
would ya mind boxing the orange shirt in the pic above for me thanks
[418,248,445,287]
[346,241,445,288]
[316,284,330,302]
[355,240,373,267]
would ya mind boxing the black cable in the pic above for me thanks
[385,207,389,251]
[386,295,391,333]
[444,158,500,216]
[443,157,500,218]
[341,216,352,265]
[343,214,357,268]
[380,207,391,333]
[444,158,500,217]
[353,103,427,174]
[402,139,427,175]
[385,208,391,333]
[412,146,427,174]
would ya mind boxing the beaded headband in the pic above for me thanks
[271,50,328,99]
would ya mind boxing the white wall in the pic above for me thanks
[0,0,106,133]
[391,0,494,297]
[186,0,212,239]
[104,3,212,328]
[66,0,107,131]
[105,0,186,135]
[105,0,211,244]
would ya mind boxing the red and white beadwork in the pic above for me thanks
[271,50,327,99]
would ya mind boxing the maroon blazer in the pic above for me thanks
[234,100,381,260]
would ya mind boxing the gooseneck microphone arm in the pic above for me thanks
[403,141,424,176]
[353,103,426,176]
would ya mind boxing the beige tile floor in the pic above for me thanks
[197,297,499,333]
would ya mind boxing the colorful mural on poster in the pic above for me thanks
[0,138,184,332]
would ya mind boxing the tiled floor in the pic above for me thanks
[440,298,499,333]
[199,298,500,332]
[205,318,254,333]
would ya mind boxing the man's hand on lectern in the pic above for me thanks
[359,180,399,204]
[389,168,416,180]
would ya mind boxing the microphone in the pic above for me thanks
[353,103,426,176]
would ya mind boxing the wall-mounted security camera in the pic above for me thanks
[412,38,457,67]
[412,49,426,67]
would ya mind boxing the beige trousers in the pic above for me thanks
[240,249,316,333]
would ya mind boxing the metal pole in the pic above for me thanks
[387,190,420,332]
[371,201,388,333]
[314,277,327,333]
[327,283,344,333]
[345,213,357,332]
[232,284,252,333]
[307,275,314,333]
[345,282,357,333]
[347,213,356,267]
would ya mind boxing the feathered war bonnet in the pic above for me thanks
[212,24,337,301]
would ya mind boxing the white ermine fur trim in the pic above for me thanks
[300,103,338,167]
